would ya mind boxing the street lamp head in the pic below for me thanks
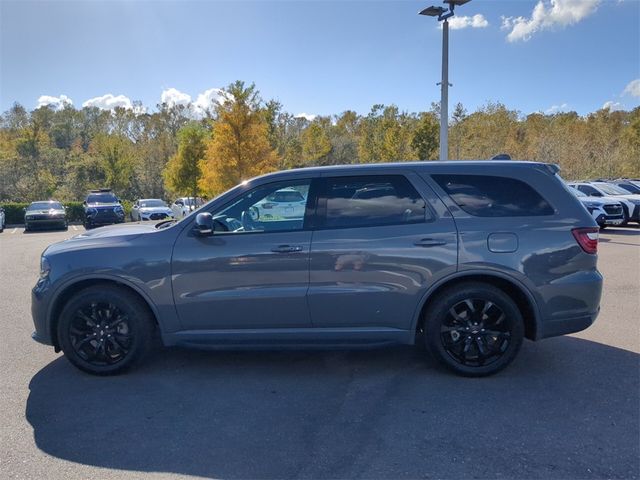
[419,5,447,16]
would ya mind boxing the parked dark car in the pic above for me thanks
[32,161,602,377]
[24,201,67,231]
[83,189,125,229]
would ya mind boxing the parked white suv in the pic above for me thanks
[171,197,204,219]
[568,187,624,228]
[250,188,307,221]
[568,182,640,225]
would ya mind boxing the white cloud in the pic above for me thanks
[623,79,640,98]
[545,103,569,114]
[294,113,317,121]
[82,94,134,110]
[37,94,73,110]
[602,101,624,111]
[501,0,600,42]
[160,87,191,107]
[447,14,489,30]
[193,88,226,116]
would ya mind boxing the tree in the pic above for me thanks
[411,112,439,161]
[163,122,208,199]
[90,134,136,195]
[199,81,279,195]
[301,121,332,164]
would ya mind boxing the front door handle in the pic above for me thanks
[414,238,446,248]
[271,245,304,253]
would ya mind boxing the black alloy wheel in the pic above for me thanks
[440,299,512,368]
[423,282,524,377]
[68,302,133,366]
[58,285,154,375]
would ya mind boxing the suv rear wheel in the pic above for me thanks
[57,285,154,375]
[423,282,524,377]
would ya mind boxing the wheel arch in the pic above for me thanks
[48,276,160,351]
[413,271,540,342]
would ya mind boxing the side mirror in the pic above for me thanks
[83,201,87,206]
[194,212,214,236]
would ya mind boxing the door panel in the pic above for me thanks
[171,178,315,331]
[172,231,312,330]
[307,173,457,330]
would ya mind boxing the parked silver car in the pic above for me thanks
[32,161,603,377]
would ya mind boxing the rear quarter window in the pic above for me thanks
[432,174,554,217]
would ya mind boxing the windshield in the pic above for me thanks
[87,193,118,204]
[28,202,63,210]
[139,200,166,208]
[595,183,628,195]
[617,183,640,194]
[568,186,586,197]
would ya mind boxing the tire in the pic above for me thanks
[57,285,154,375]
[423,282,524,377]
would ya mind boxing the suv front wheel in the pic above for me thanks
[57,285,154,375]
[423,282,524,377]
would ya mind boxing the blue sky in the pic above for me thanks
[1,0,638,118]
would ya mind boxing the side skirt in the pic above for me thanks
[161,327,414,350]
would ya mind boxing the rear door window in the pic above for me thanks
[319,175,428,229]
[432,174,554,217]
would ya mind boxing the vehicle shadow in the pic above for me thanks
[26,338,639,479]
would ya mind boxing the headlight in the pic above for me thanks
[39,256,51,279]
[584,202,600,208]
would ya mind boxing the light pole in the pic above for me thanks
[419,0,471,161]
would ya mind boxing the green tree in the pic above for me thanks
[301,121,332,164]
[163,122,208,199]
[411,112,439,161]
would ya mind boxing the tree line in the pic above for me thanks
[1,80,638,203]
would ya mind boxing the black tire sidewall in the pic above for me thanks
[424,283,524,377]
[57,285,153,375]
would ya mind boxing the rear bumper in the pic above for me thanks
[537,309,599,339]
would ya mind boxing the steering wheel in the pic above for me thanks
[241,210,256,231]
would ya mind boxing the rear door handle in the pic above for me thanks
[414,238,446,247]
[271,245,304,253]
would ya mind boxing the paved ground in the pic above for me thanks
[1,225,638,480]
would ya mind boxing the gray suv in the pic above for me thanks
[31,162,603,377]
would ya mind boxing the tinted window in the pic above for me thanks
[321,175,427,229]
[139,200,166,208]
[433,174,554,217]
[87,193,118,204]
[214,180,311,233]
[577,185,600,196]
[615,183,640,194]
[28,202,63,210]
[267,190,305,203]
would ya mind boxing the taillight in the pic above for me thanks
[572,227,599,254]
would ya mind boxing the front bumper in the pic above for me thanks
[31,278,54,347]
[25,218,67,229]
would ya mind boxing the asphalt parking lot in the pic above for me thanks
[0,226,638,480]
